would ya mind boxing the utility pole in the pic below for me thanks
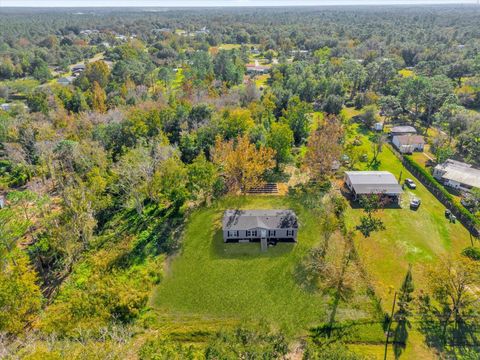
[384,291,397,360]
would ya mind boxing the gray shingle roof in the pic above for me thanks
[345,171,403,195]
[390,126,417,134]
[223,209,298,231]
[393,135,425,146]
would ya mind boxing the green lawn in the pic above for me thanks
[341,124,473,359]
[152,196,375,336]
[345,132,471,305]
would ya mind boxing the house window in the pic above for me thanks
[228,230,239,237]
[252,230,257,237]
[269,230,276,237]
[246,230,251,237]
[287,230,294,237]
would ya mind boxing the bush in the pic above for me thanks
[462,247,480,261]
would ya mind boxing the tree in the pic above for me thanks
[91,81,107,113]
[422,76,454,130]
[187,153,219,204]
[219,108,254,140]
[379,96,402,123]
[359,105,378,129]
[213,50,244,87]
[393,266,415,359]
[0,254,42,334]
[0,208,29,267]
[457,121,480,166]
[436,103,470,143]
[27,89,49,115]
[281,96,312,146]
[356,195,386,237]
[267,122,293,168]
[205,327,288,359]
[323,94,344,115]
[83,60,111,89]
[31,57,51,83]
[342,59,367,100]
[113,145,153,214]
[304,116,343,181]
[213,135,275,194]
[370,133,386,166]
[425,256,479,345]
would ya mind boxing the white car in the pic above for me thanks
[405,178,416,189]
[410,198,421,209]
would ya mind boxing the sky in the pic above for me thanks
[0,0,478,6]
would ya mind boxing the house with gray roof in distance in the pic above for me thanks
[222,209,298,244]
[389,125,417,137]
[433,159,480,193]
[57,76,75,86]
[392,134,425,154]
[344,171,403,202]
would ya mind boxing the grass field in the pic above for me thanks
[152,196,377,337]
[338,117,473,358]
[150,112,473,357]
[254,73,269,88]
[345,128,471,304]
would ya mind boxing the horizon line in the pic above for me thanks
[2,1,479,8]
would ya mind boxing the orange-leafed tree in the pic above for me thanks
[213,135,275,194]
[304,115,343,181]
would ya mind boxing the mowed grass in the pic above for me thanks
[345,135,471,305]
[152,196,373,335]
[342,126,471,359]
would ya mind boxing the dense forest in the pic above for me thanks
[1,5,480,359]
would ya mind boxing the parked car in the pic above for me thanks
[405,178,416,189]
[410,198,421,209]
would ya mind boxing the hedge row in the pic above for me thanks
[403,155,480,231]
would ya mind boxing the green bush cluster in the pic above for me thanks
[0,160,31,188]
[462,246,480,261]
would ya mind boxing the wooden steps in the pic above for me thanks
[246,183,279,194]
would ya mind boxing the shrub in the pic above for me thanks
[462,247,480,261]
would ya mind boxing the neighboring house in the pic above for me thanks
[433,159,480,193]
[72,64,86,75]
[344,171,403,202]
[390,126,417,137]
[223,209,298,243]
[246,65,270,74]
[57,76,75,86]
[392,135,425,154]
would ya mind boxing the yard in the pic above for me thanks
[340,117,474,358]
[150,118,474,357]
[345,125,471,304]
[151,195,376,337]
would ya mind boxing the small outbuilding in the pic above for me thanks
[222,209,298,243]
[344,171,403,202]
[0,103,11,111]
[392,135,425,154]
